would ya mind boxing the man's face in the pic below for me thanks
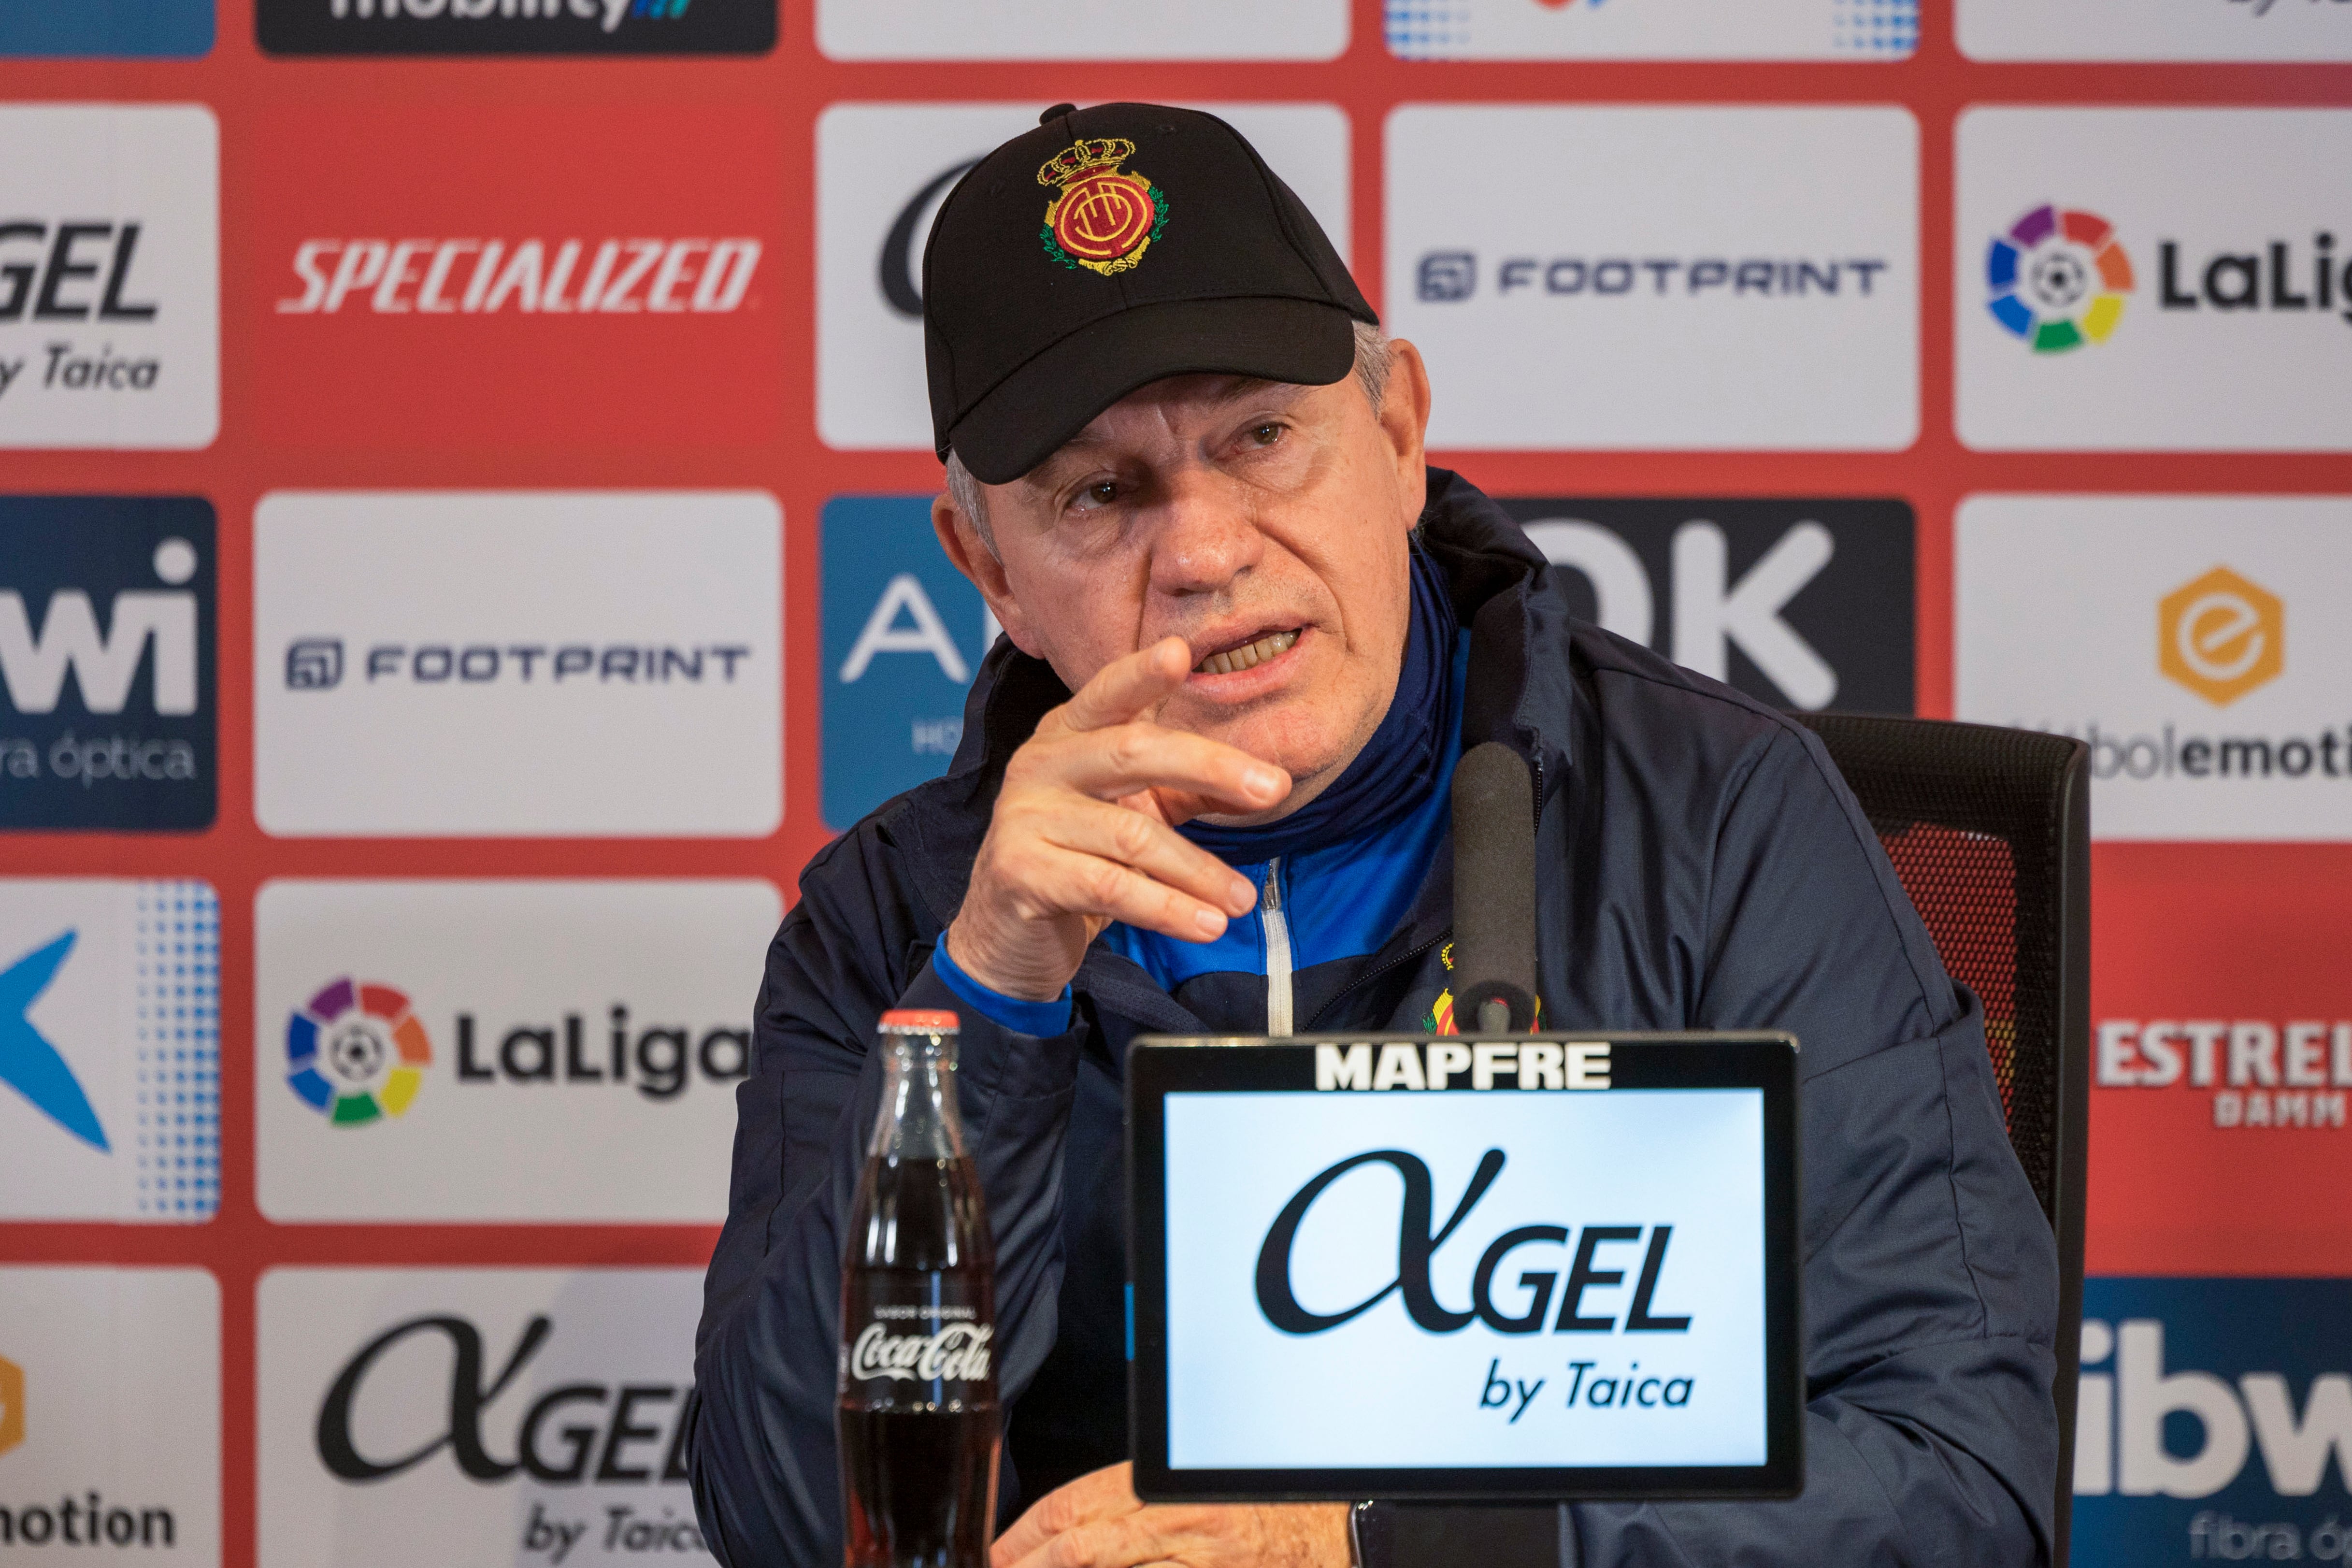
[935,340,1432,822]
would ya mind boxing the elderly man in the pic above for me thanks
[692,103,2058,1568]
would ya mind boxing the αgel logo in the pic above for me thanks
[2160,566,2284,706]
[1255,1147,1693,1340]
[316,1313,697,1492]
[0,498,215,830]
[1986,203,2135,353]
[0,107,218,449]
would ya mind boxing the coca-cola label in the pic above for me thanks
[840,1277,996,1404]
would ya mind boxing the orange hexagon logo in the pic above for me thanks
[0,1354,23,1456]
[2160,566,2283,707]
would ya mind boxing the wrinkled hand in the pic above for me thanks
[992,1463,1348,1568]
[945,637,1291,1003]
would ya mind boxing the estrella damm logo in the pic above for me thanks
[1987,204,2134,354]
[1037,137,1169,277]
[2160,567,2284,708]
[287,977,432,1126]
[0,1353,21,1456]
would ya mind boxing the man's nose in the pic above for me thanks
[1144,470,1265,597]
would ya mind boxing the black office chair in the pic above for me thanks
[1791,712,2090,1568]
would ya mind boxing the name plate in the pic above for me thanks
[1126,1032,1801,1502]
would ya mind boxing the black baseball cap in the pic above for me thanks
[922,101,1377,486]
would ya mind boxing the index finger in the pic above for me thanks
[990,1462,1142,1568]
[1049,638,1194,736]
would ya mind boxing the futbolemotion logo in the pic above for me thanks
[286,977,433,1126]
[2160,567,2283,707]
[0,1352,19,1456]
[1038,138,1168,277]
[1987,204,2135,353]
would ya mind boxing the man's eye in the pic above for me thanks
[1085,481,1118,506]
[1250,422,1282,446]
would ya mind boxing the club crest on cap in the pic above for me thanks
[1036,137,1169,277]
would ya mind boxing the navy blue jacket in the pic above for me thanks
[692,470,2059,1567]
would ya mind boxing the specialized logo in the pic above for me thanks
[1987,204,2134,353]
[276,236,762,316]
[0,932,105,1151]
[0,1353,18,1456]
[2160,567,2284,706]
[0,106,218,448]
[286,977,432,1126]
[1038,138,1168,276]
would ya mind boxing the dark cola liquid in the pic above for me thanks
[839,1155,1000,1568]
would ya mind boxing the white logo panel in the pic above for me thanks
[1386,106,1918,452]
[0,880,218,1223]
[0,1267,220,1564]
[0,106,218,450]
[1961,0,2352,61]
[1956,494,2352,841]
[1957,110,2352,452]
[255,879,779,1223]
[816,0,1346,59]
[258,1268,704,1568]
[818,103,1351,452]
[1387,0,1917,60]
[253,491,782,837]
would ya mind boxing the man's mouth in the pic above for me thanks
[1192,629,1301,677]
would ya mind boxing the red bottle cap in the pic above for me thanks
[879,1009,959,1032]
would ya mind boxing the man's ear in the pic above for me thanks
[931,490,1044,658]
[1377,337,1433,525]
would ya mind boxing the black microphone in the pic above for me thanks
[1450,742,1538,1035]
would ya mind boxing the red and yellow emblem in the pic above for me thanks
[1037,137,1169,277]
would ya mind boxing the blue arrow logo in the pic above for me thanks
[0,931,109,1151]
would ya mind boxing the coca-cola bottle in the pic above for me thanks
[838,1008,1001,1568]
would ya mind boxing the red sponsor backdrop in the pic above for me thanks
[3,2,2351,1564]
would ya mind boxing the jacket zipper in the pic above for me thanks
[1262,857,1294,1038]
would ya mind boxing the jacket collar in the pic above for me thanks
[900,467,1576,948]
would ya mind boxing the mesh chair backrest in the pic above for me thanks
[1789,713,2085,1227]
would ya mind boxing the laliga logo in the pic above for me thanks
[1987,204,2134,354]
[285,976,431,1126]
[2160,566,2283,707]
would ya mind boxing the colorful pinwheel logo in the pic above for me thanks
[286,977,431,1126]
[1987,204,2134,354]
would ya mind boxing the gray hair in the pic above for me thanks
[947,319,1392,560]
